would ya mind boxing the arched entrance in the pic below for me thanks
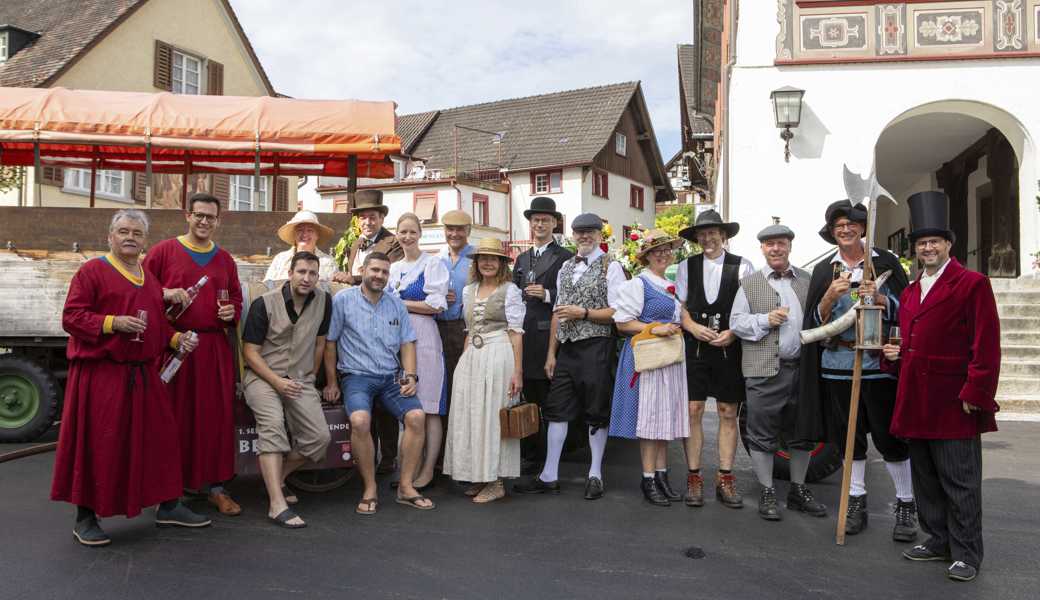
[873,101,1035,277]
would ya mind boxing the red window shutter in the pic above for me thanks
[274,176,289,211]
[207,60,224,95]
[132,172,150,204]
[40,166,64,186]
[602,172,609,197]
[154,40,173,91]
[212,174,230,211]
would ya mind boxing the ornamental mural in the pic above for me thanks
[916,10,984,46]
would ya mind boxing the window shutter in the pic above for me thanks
[154,40,173,91]
[132,172,149,204]
[207,60,224,95]
[414,192,438,223]
[40,166,64,186]
[274,176,289,211]
[212,174,230,211]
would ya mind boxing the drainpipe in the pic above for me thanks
[721,0,738,221]
[450,177,463,212]
[502,173,513,245]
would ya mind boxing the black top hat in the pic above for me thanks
[818,199,867,245]
[678,209,740,241]
[908,191,955,243]
[523,196,562,221]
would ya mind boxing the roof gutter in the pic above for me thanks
[721,0,738,221]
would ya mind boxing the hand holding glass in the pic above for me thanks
[132,309,148,342]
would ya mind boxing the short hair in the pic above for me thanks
[363,251,391,268]
[188,192,220,215]
[468,255,512,286]
[110,209,149,233]
[289,250,320,272]
[397,212,422,233]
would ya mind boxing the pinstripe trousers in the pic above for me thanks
[908,437,984,568]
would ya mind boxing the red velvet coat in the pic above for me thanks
[888,258,1000,439]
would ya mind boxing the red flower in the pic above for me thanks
[667,285,676,295]
[629,232,639,241]
[599,242,609,253]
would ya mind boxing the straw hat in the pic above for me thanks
[470,237,513,262]
[277,211,335,247]
[636,228,684,260]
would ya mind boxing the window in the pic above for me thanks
[413,192,438,223]
[172,50,202,95]
[64,169,130,200]
[615,132,627,157]
[592,170,609,198]
[231,175,267,211]
[629,184,644,210]
[532,170,562,194]
[0,32,8,63]
[472,193,489,226]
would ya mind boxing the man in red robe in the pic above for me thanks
[882,191,1000,583]
[143,193,243,516]
[52,209,210,547]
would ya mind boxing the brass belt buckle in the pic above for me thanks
[471,334,485,349]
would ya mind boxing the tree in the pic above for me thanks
[0,167,22,193]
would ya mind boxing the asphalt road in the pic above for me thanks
[1,414,1038,600]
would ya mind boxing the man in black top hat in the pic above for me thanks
[676,210,754,509]
[512,197,573,473]
[796,199,915,541]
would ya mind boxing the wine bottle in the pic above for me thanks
[165,275,210,320]
[160,331,196,384]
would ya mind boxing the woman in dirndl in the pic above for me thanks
[444,237,525,503]
[609,229,690,506]
[389,213,450,489]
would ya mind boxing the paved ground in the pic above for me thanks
[1,414,1038,600]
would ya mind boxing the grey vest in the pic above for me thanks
[556,255,613,343]
[739,268,809,378]
[244,288,327,383]
[464,283,509,334]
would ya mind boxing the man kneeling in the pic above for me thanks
[242,251,333,528]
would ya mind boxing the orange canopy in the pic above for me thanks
[0,87,401,178]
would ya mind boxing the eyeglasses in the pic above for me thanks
[831,221,859,231]
[190,212,219,224]
[915,238,946,249]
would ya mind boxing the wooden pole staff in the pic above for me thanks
[835,345,863,545]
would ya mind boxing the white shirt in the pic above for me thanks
[352,235,378,277]
[466,282,526,333]
[530,240,555,304]
[675,251,755,304]
[611,271,681,324]
[829,247,881,284]
[388,252,450,311]
[919,258,951,302]
[730,266,804,360]
[263,248,339,283]
[554,247,628,309]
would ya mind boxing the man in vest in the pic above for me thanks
[514,213,626,499]
[676,210,754,509]
[241,251,334,529]
[730,223,826,521]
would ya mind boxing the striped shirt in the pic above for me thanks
[327,286,417,377]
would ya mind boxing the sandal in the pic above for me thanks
[268,508,306,529]
[281,485,298,505]
[396,494,436,510]
[355,498,378,515]
[464,483,486,497]
[473,480,505,504]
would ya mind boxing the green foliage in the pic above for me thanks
[333,215,361,269]
[0,167,23,193]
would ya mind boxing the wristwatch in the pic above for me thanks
[403,373,419,383]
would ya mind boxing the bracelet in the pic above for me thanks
[583,307,589,320]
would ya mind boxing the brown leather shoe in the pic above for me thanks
[684,473,705,507]
[208,492,242,516]
[715,472,744,508]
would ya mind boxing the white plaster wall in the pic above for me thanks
[508,167,584,241]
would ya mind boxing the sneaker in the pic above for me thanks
[73,516,111,547]
[947,561,977,582]
[684,473,705,507]
[845,494,867,535]
[892,499,919,542]
[787,483,827,517]
[758,486,781,521]
[715,472,744,508]
[902,544,948,562]
[155,502,212,528]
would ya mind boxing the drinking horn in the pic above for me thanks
[800,270,893,345]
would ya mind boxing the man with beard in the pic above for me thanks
[796,199,915,540]
[144,193,243,516]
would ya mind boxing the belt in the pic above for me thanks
[126,361,148,395]
[829,338,856,350]
[779,358,800,367]
[469,330,508,349]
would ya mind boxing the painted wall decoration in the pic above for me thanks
[878,4,907,55]
[803,15,868,50]
[916,10,985,46]
[994,0,1024,51]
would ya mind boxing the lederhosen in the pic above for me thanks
[684,253,745,402]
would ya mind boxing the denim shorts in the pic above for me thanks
[340,372,423,420]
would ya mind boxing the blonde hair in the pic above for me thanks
[468,255,512,286]
[397,212,422,233]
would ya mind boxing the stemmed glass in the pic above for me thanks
[132,309,148,343]
[888,325,902,347]
[217,289,231,308]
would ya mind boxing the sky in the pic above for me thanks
[229,0,693,164]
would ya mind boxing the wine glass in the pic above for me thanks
[527,269,537,285]
[217,289,231,308]
[132,309,148,343]
[888,325,902,347]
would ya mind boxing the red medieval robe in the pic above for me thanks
[51,254,183,518]
[143,237,242,489]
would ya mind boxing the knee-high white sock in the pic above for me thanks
[850,459,867,497]
[539,421,568,483]
[587,427,608,480]
[788,450,811,485]
[750,450,774,488]
[885,458,914,502]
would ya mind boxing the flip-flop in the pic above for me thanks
[355,498,378,515]
[396,494,436,510]
[281,485,298,505]
[268,508,306,529]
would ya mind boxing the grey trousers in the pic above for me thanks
[745,361,814,453]
[908,437,984,568]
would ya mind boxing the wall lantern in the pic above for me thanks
[770,86,805,163]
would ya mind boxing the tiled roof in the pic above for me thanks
[396,110,439,156]
[678,44,712,135]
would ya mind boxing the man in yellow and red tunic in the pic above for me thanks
[52,209,210,547]
[143,193,243,516]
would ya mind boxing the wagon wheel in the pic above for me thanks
[286,467,355,493]
[0,355,61,443]
[737,402,842,483]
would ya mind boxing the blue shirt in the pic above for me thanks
[328,286,417,377]
[436,244,474,321]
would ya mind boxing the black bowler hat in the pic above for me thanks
[678,209,740,241]
[908,191,955,243]
[523,196,562,221]
[818,199,867,245]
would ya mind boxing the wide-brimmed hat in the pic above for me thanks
[277,211,335,247]
[441,209,472,226]
[636,229,684,260]
[679,209,739,241]
[353,189,389,216]
[818,199,867,245]
[908,191,956,243]
[523,196,562,221]
[470,237,513,262]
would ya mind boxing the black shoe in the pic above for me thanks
[654,471,682,502]
[947,561,978,582]
[758,486,782,521]
[641,477,671,507]
[845,494,868,535]
[155,502,212,528]
[73,517,111,547]
[520,459,543,476]
[584,476,604,500]
[893,499,919,542]
[787,483,827,517]
[513,477,560,495]
[902,544,949,562]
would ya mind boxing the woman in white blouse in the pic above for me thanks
[263,211,348,284]
[388,213,450,489]
[444,238,525,503]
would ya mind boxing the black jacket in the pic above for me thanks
[512,241,573,381]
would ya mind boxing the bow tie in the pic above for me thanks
[360,238,375,251]
[574,256,587,265]
[769,270,793,280]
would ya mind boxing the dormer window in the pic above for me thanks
[0,25,41,63]
[0,32,8,62]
